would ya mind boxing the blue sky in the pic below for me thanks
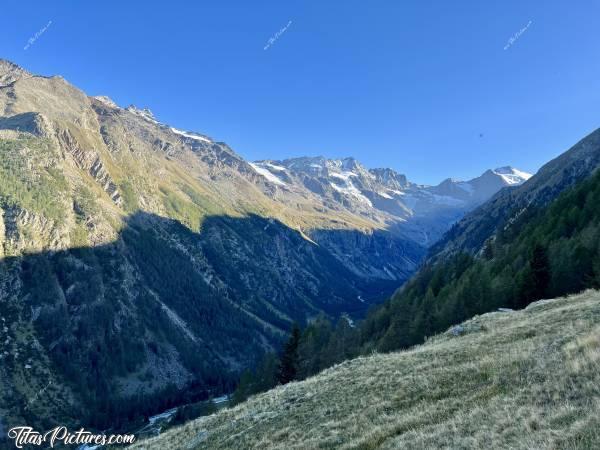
[1,1,599,184]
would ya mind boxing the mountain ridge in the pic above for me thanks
[250,155,531,247]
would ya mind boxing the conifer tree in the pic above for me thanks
[278,324,301,384]
[530,244,550,300]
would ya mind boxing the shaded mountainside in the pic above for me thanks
[0,212,397,433]
[133,290,600,450]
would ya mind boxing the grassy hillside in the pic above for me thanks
[134,290,600,449]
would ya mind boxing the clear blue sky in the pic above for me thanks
[1,1,599,184]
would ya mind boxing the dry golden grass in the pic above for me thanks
[133,290,600,450]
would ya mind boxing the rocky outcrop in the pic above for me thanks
[0,112,53,138]
[56,127,122,205]
[1,205,66,252]
[0,59,30,88]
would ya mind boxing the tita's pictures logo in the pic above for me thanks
[7,426,136,448]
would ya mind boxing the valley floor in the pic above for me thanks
[133,290,600,449]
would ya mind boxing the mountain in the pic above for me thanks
[0,59,390,431]
[430,127,600,259]
[250,157,531,248]
[132,290,600,449]
[0,58,526,432]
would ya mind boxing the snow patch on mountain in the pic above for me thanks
[93,96,119,109]
[170,127,212,143]
[249,162,287,186]
[263,162,287,172]
[123,105,214,144]
[330,181,372,206]
[126,105,159,124]
[330,171,358,181]
[492,166,532,185]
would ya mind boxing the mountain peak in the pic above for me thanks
[126,104,159,124]
[0,59,31,87]
[491,166,532,185]
[493,165,515,173]
[93,95,119,109]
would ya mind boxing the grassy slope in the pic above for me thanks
[134,290,600,450]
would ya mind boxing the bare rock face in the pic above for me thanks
[0,59,30,87]
[2,205,64,251]
[55,126,122,205]
[0,112,53,137]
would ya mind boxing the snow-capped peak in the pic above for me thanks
[126,105,159,124]
[93,96,119,108]
[123,105,213,143]
[492,166,532,185]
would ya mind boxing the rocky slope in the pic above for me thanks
[134,290,600,450]
[0,58,526,432]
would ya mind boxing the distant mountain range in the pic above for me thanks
[250,157,531,246]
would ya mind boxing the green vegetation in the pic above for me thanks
[119,180,139,213]
[276,324,300,385]
[359,167,600,352]
[178,183,224,217]
[134,291,600,449]
[232,317,358,404]
[170,400,218,427]
[0,137,68,222]
[160,186,202,230]
[232,353,279,406]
